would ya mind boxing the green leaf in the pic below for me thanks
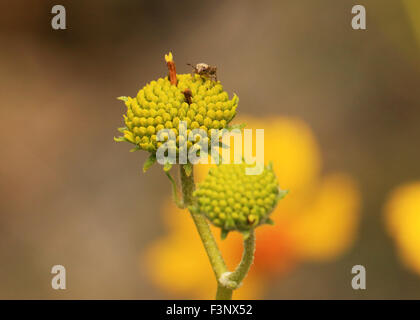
[114,136,126,142]
[224,216,236,230]
[226,123,246,131]
[241,230,251,240]
[183,163,193,177]
[188,205,199,214]
[221,229,229,240]
[210,149,222,165]
[117,96,129,102]
[277,189,289,201]
[117,127,127,133]
[163,162,173,172]
[143,154,157,172]
[165,171,184,209]
[264,218,275,226]
[219,141,230,149]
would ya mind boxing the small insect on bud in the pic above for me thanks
[182,88,193,104]
[115,53,239,173]
[187,63,218,82]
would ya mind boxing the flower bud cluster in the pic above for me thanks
[119,74,238,153]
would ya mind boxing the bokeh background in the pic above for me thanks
[1,0,420,299]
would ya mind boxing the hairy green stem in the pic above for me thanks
[216,230,256,299]
[216,284,233,300]
[179,165,228,287]
[229,229,256,284]
[179,164,256,300]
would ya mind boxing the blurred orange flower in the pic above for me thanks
[385,182,420,274]
[145,116,361,299]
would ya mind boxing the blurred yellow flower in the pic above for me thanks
[145,116,361,299]
[403,0,420,49]
[385,182,420,274]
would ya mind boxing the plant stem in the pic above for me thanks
[179,165,229,285]
[216,284,233,300]
[229,229,256,284]
[165,52,178,86]
[215,231,255,299]
[179,164,256,300]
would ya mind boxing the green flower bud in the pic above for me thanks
[193,163,287,238]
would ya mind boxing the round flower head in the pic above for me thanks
[192,163,287,239]
[115,53,238,171]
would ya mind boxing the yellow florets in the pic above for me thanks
[164,52,173,63]
[116,74,238,154]
[192,163,287,238]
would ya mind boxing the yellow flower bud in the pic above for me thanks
[115,55,239,160]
